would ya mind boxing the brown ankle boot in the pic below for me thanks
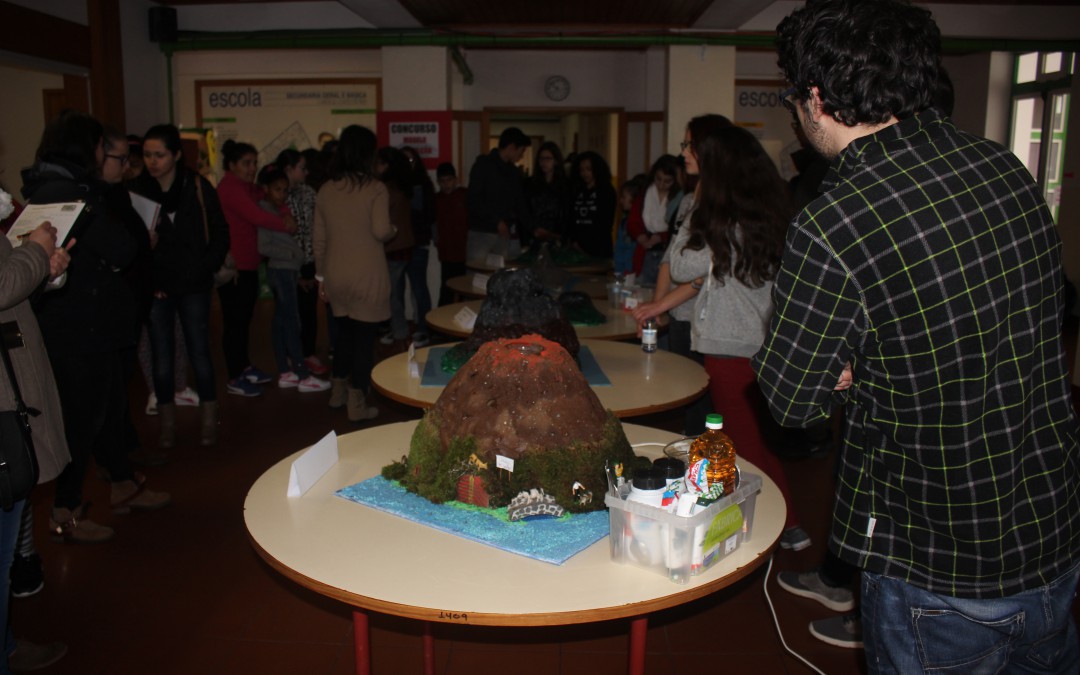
[49,506,114,544]
[329,377,348,409]
[111,479,172,514]
[158,402,176,448]
[200,401,218,446]
[346,387,378,423]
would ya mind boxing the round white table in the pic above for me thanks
[371,340,708,418]
[447,272,610,300]
[426,300,663,341]
[466,257,611,275]
[245,422,784,675]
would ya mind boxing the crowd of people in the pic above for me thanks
[1,0,1079,671]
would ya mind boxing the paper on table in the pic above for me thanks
[287,430,339,497]
[128,192,160,231]
[471,273,489,290]
[407,342,420,379]
[5,201,85,247]
[454,305,478,330]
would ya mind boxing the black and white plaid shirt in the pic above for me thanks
[752,108,1080,598]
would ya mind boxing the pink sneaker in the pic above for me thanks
[174,386,200,406]
[298,375,331,393]
[278,371,300,389]
[303,356,329,376]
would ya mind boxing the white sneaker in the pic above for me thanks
[379,333,395,346]
[298,375,331,393]
[278,371,300,389]
[175,386,200,406]
[145,392,158,416]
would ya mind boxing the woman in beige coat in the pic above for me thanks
[0,219,71,669]
[314,125,397,421]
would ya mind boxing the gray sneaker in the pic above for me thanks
[776,569,856,612]
[780,526,812,551]
[810,613,863,649]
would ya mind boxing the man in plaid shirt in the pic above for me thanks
[753,0,1080,670]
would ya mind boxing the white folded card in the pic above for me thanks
[454,305,478,330]
[287,430,338,497]
[471,273,490,290]
[407,342,420,379]
[485,253,505,268]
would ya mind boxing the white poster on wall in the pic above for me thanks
[196,78,380,175]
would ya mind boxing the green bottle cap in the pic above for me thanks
[706,413,724,428]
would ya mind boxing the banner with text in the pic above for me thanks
[377,111,453,170]
[196,79,380,178]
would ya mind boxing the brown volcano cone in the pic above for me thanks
[385,334,642,513]
[435,335,606,460]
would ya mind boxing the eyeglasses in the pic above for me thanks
[679,140,692,151]
[105,153,129,166]
[780,86,799,116]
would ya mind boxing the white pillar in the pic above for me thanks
[666,45,737,154]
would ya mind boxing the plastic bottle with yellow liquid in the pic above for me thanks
[688,413,736,496]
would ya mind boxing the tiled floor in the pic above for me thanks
[12,301,1079,674]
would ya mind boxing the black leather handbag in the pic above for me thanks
[0,325,40,511]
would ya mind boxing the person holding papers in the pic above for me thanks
[131,124,229,449]
[0,217,72,672]
[23,110,171,545]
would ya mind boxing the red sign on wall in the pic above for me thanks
[376,111,452,170]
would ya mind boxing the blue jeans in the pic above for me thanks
[387,259,409,340]
[0,500,23,673]
[149,292,216,403]
[404,245,432,334]
[862,565,1080,674]
[266,268,306,376]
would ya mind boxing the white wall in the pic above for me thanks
[460,49,650,111]
[382,46,447,110]
[667,45,736,153]
[0,64,64,198]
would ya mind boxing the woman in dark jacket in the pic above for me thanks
[524,141,571,247]
[23,110,170,545]
[131,124,229,448]
[568,151,616,259]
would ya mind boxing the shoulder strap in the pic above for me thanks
[194,176,210,244]
[0,326,38,418]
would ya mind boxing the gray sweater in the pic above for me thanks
[667,224,774,358]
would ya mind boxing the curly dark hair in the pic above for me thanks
[775,0,941,126]
[685,126,792,288]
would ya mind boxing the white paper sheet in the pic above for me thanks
[287,430,339,497]
[128,192,160,231]
[6,201,84,247]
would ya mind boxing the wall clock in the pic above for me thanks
[544,75,571,102]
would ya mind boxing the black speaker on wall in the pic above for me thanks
[148,6,178,43]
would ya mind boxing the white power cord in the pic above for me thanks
[762,555,829,675]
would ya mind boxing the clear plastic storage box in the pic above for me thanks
[605,472,762,584]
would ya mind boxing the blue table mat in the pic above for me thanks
[421,345,611,387]
[336,476,610,565]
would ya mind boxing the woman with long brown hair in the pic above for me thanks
[668,124,810,552]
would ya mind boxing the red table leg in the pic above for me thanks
[353,609,371,675]
[423,621,435,675]
[628,615,648,675]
